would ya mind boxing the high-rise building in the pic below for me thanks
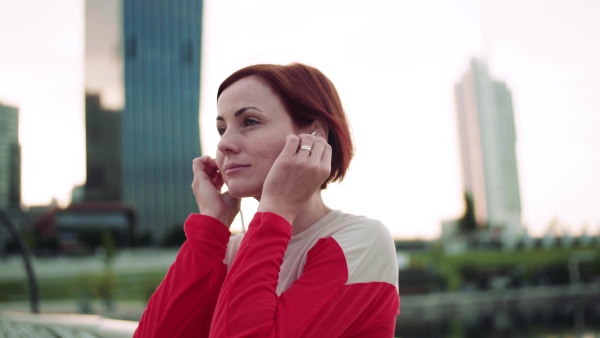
[122,0,203,242]
[0,102,21,211]
[84,94,122,201]
[454,59,523,240]
[83,0,123,202]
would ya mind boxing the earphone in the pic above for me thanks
[240,203,246,233]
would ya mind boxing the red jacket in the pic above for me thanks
[135,211,400,337]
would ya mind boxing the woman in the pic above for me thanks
[134,63,400,337]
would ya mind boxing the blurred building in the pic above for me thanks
[85,0,124,110]
[83,0,124,203]
[454,59,524,243]
[122,0,203,242]
[0,102,21,211]
[83,94,122,201]
[29,202,134,255]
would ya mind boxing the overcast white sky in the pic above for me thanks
[1,0,599,239]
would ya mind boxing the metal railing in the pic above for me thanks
[0,209,39,313]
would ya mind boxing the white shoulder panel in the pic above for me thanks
[331,218,398,288]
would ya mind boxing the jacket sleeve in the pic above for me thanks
[134,214,231,338]
[209,212,400,337]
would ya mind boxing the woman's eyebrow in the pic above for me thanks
[216,106,263,121]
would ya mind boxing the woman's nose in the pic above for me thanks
[217,129,240,154]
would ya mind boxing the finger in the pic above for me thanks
[279,134,301,160]
[320,142,333,169]
[200,156,219,172]
[296,134,315,159]
[205,158,221,181]
[192,156,223,192]
[309,130,329,162]
[308,135,326,161]
[192,156,210,173]
[307,135,332,180]
[193,156,218,178]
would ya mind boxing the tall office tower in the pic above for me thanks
[454,59,523,240]
[122,0,202,242]
[84,94,122,201]
[84,0,124,202]
[0,102,21,211]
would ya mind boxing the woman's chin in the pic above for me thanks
[225,185,257,200]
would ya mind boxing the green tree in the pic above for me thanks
[458,192,477,233]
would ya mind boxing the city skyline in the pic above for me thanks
[0,0,599,239]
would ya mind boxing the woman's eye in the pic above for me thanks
[243,118,259,127]
[217,126,226,136]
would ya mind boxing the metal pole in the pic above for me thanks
[0,209,39,313]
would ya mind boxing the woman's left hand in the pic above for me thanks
[257,132,332,224]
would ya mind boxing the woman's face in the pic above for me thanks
[216,76,299,200]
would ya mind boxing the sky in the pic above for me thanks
[0,0,599,239]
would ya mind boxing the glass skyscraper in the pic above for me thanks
[122,0,202,242]
[454,59,523,241]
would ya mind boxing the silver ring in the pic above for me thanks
[300,144,312,152]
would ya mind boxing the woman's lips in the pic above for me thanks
[224,163,250,175]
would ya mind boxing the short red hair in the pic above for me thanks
[217,63,353,189]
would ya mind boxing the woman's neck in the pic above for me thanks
[291,192,331,236]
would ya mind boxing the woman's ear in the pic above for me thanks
[307,120,329,139]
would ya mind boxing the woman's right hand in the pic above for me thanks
[191,156,241,228]
[258,132,332,224]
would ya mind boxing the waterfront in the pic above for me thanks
[2,249,600,337]
[396,286,600,337]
